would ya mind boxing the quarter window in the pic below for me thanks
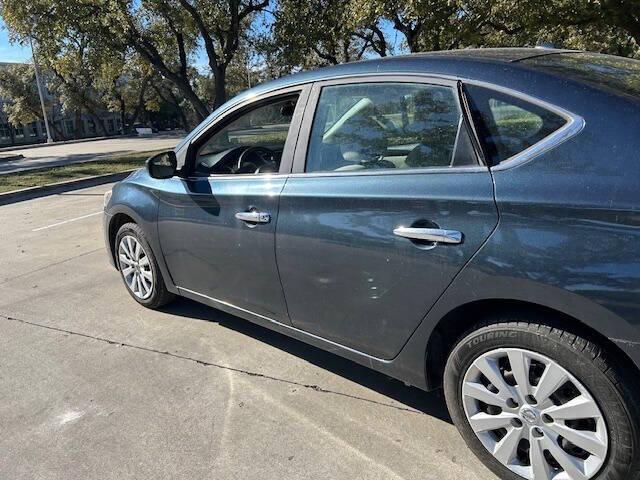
[464,85,567,165]
[305,82,476,173]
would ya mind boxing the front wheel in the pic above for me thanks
[443,320,640,480]
[115,222,175,309]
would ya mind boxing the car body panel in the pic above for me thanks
[276,169,498,359]
[104,48,640,391]
[155,176,290,324]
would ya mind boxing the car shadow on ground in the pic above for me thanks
[162,297,452,424]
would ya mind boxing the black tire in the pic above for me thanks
[115,222,175,309]
[443,319,640,480]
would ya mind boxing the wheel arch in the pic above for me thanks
[425,298,639,390]
[107,212,137,265]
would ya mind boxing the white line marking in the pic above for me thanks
[32,211,102,232]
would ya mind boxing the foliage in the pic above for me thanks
[271,0,390,68]
[0,0,639,137]
[0,63,43,125]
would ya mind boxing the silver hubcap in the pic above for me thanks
[462,348,608,480]
[118,235,153,300]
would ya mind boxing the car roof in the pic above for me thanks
[403,47,579,62]
[252,47,578,90]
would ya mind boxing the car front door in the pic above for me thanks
[156,86,309,324]
[275,77,499,358]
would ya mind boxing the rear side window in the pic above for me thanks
[305,82,478,173]
[464,85,567,165]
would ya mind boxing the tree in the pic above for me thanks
[488,0,640,56]
[1,0,271,118]
[95,54,157,133]
[270,0,391,70]
[0,64,43,126]
[173,0,270,107]
[38,31,116,136]
[0,63,65,140]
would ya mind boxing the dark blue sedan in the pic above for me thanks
[104,48,640,480]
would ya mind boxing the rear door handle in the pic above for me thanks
[393,227,462,244]
[235,211,271,223]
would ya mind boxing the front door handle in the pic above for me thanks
[235,211,271,223]
[393,227,462,244]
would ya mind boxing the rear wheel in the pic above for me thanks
[443,320,640,480]
[115,222,175,309]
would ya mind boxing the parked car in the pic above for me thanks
[103,48,640,480]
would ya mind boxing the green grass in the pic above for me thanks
[0,151,161,193]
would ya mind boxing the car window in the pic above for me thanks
[194,95,299,175]
[464,85,567,165]
[305,83,475,173]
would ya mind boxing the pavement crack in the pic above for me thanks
[1,313,422,415]
[0,248,103,285]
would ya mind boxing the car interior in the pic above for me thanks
[194,96,298,176]
[306,83,475,172]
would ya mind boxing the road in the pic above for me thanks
[0,134,183,174]
[0,185,497,480]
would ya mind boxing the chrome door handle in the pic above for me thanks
[235,211,271,223]
[393,227,462,244]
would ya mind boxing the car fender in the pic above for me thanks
[105,171,178,294]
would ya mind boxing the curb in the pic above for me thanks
[0,170,135,206]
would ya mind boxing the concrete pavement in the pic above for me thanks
[0,185,497,480]
[0,134,183,174]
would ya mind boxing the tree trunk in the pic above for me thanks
[51,121,65,141]
[128,45,209,120]
[49,105,65,141]
[129,84,147,127]
[406,30,420,52]
[74,109,82,139]
[153,84,191,131]
[93,115,107,136]
[169,91,190,130]
[213,64,227,109]
[179,77,209,120]
[118,97,127,134]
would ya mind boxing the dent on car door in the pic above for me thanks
[155,89,307,324]
[275,78,499,359]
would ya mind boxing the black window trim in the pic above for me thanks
[457,81,487,166]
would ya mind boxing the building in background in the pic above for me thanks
[0,61,122,147]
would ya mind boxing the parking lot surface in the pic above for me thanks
[0,184,497,480]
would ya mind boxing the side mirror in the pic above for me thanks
[147,150,177,179]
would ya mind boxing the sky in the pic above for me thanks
[0,18,31,63]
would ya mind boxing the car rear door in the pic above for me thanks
[156,86,309,324]
[275,76,498,359]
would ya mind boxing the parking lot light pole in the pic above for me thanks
[30,36,54,144]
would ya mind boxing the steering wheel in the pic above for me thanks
[236,146,276,173]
